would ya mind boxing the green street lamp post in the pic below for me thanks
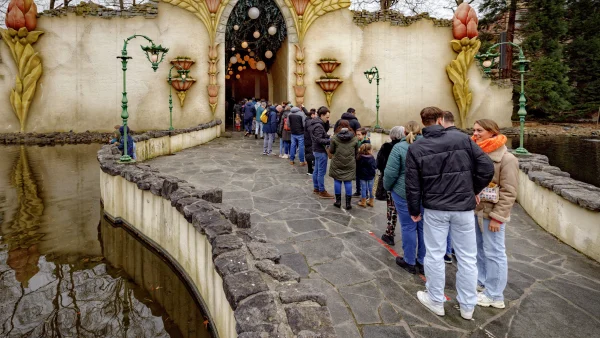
[117,34,168,163]
[364,66,381,129]
[476,43,530,155]
[167,65,189,131]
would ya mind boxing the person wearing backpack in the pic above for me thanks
[278,104,292,158]
[262,105,278,155]
[255,101,266,139]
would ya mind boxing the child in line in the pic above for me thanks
[235,114,242,131]
[110,129,121,145]
[356,143,377,207]
[353,128,372,197]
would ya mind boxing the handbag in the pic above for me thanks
[375,172,387,200]
[479,182,500,203]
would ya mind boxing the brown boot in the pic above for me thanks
[319,191,335,199]
[367,198,375,207]
[358,198,367,208]
[299,162,307,166]
[313,188,319,194]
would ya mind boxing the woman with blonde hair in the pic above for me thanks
[472,119,518,309]
[383,121,426,274]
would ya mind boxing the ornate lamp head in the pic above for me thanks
[141,43,169,72]
[364,67,378,84]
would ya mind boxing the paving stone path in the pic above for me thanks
[147,133,600,338]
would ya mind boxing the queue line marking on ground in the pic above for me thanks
[367,231,451,301]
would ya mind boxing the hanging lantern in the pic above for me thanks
[244,55,250,61]
[268,26,277,36]
[231,47,235,51]
[229,70,233,75]
[257,61,266,71]
[241,41,248,49]
[265,50,273,59]
[250,51,255,56]
[248,7,260,19]
[233,25,239,31]
[230,56,237,64]
[237,66,243,71]
[236,74,241,79]
[226,75,231,80]
[253,31,260,39]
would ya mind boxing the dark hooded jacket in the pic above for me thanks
[243,101,256,121]
[278,108,292,141]
[304,116,315,161]
[405,125,494,217]
[329,128,359,181]
[308,118,330,154]
[288,107,306,135]
[262,106,278,134]
[356,154,377,181]
[117,126,135,157]
[334,112,361,132]
[376,139,402,175]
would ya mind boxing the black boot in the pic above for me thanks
[345,195,353,210]
[333,194,342,208]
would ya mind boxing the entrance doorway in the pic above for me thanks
[224,0,288,128]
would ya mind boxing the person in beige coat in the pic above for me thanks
[471,119,519,310]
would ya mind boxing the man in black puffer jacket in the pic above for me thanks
[405,107,493,321]
[334,108,361,133]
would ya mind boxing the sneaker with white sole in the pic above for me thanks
[477,292,505,309]
[460,307,474,320]
[417,291,444,316]
[477,284,486,292]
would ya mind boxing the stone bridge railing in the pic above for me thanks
[98,120,336,338]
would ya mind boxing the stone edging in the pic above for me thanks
[517,153,600,211]
[39,0,159,19]
[352,10,452,28]
[97,120,336,337]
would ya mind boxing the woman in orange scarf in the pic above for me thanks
[472,119,519,310]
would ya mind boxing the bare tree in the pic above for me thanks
[351,0,481,18]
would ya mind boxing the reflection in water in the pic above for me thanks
[5,146,45,286]
[511,136,600,188]
[0,145,211,337]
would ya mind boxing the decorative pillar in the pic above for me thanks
[207,44,220,114]
[293,43,306,106]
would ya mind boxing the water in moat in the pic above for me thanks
[0,144,211,338]
[510,136,600,188]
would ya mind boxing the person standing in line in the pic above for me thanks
[405,107,494,320]
[304,108,317,175]
[383,121,425,274]
[243,99,256,137]
[255,101,266,139]
[278,104,292,158]
[333,108,362,197]
[308,107,334,199]
[328,120,359,209]
[472,119,519,310]
[356,143,377,208]
[379,126,405,246]
[288,106,307,166]
[262,105,278,155]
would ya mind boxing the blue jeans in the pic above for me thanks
[392,191,425,266]
[313,152,328,191]
[423,209,477,311]
[290,134,305,162]
[334,180,352,196]
[446,232,453,255]
[475,217,507,301]
[244,119,252,133]
[279,139,290,155]
[255,121,263,137]
[360,179,374,199]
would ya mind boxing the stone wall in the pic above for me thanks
[98,123,336,337]
[517,154,600,262]
[39,1,159,19]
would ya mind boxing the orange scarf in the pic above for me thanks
[472,134,507,154]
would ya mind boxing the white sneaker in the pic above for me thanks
[417,291,445,316]
[477,292,505,309]
[460,307,474,320]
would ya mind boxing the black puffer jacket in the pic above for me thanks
[308,118,330,153]
[304,117,315,161]
[334,112,361,132]
[405,125,494,216]
[376,139,401,174]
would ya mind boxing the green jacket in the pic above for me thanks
[383,136,421,199]
[329,129,359,181]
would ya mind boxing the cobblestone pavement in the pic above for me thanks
[147,133,600,338]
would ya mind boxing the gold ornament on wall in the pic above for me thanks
[446,2,481,128]
[316,58,342,107]
[1,0,44,132]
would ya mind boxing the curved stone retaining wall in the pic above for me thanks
[98,121,335,338]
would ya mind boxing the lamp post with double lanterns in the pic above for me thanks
[167,66,189,131]
[476,43,530,155]
[364,66,381,130]
[117,34,168,163]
